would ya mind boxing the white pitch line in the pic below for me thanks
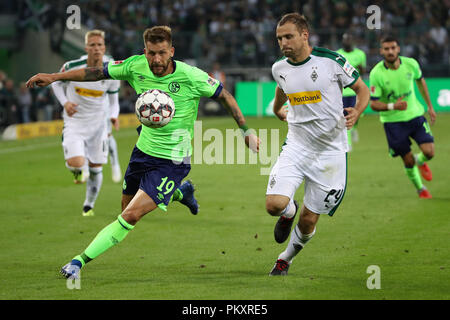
[0,141,59,154]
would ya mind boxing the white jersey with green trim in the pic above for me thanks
[52,55,120,123]
[272,47,359,154]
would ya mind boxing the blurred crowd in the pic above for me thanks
[0,70,138,126]
[0,71,56,126]
[74,0,449,69]
[0,0,448,127]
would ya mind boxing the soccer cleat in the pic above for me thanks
[60,261,81,279]
[418,188,432,199]
[269,259,290,276]
[82,205,95,217]
[274,200,298,244]
[179,180,199,215]
[111,165,122,183]
[418,163,432,181]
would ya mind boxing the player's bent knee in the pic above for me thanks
[67,157,85,168]
[424,150,434,160]
[120,209,142,226]
[265,196,289,216]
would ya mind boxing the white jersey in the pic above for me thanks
[52,55,120,123]
[272,47,359,154]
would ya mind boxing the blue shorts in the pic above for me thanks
[123,146,191,210]
[343,96,357,108]
[383,116,434,157]
[342,96,356,116]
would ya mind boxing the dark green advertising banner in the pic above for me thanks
[236,78,450,116]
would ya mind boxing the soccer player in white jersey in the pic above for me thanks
[51,30,121,216]
[266,13,370,275]
[77,54,123,184]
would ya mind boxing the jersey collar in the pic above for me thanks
[383,57,402,69]
[286,49,312,66]
[171,58,176,73]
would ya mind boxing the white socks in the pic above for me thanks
[278,225,316,263]
[83,166,103,209]
[281,200,296,219]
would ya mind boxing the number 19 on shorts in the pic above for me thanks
[156,177,175,195]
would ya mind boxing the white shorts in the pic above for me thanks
[62,120,109,164]
[266,144,347,216]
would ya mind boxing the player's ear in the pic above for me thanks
[170,46,175,58]
[302,29,309,41]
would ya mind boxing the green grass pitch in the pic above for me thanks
[0,114,448,300]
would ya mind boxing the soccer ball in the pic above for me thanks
[135,89,175,128]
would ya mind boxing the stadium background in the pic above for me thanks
[0,0,448,131]
[0,0,449,302]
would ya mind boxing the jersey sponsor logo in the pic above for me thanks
[287,90,322,106]
[74,87,104,98]
[386,90,412,101]
[113,60,124,65]
[370,86,376,93]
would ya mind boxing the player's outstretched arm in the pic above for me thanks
[26,67,108,88]
[216,88,260,153]
[345,78,370,129]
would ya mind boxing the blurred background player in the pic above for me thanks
[51,30,121,216]
[337,33,367,151]
[208,62,227,89]
[369,35,436,199]
[107,109,122,184]
[78,54,123,184]
[27,26,260,279]
[266,13,369,276]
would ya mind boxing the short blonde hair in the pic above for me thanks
[85,29,105,45]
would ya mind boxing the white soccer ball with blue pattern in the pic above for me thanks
[135,89,175,128]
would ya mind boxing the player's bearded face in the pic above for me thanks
[145,41,174,76]
[381,42,400,63]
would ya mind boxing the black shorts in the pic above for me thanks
[383,116,434,157]
[123,146,191,210]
